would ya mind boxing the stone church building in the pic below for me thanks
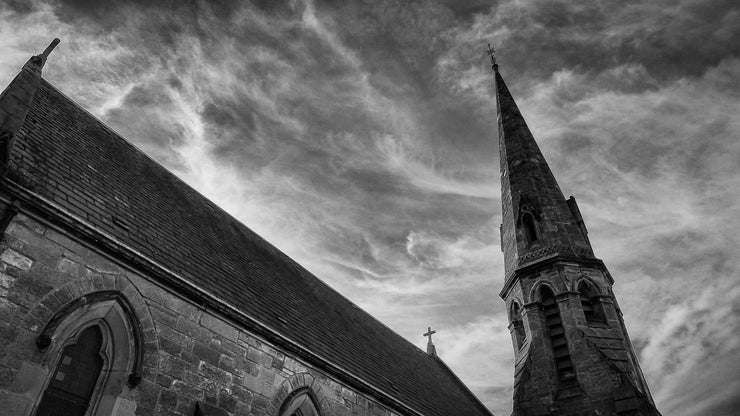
[0,40,660,416]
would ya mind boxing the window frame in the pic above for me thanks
[31,295,142,416]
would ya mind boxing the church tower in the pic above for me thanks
[489,48,662,415]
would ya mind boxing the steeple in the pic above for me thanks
[493,59,593,282]
[490,47,661,416]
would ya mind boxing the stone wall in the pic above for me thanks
[0,205,401,416]
[504,260,659,416]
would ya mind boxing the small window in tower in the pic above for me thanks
[522,213,538,243]
[579,281,605,324]
[510,302,526,350]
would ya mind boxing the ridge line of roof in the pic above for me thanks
[0,180,430,416]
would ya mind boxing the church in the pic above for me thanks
[0,39,659,416]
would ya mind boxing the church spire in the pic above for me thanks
[490,47,661,416]
[492,55,593,280]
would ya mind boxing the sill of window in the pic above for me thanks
[586,321,609,329]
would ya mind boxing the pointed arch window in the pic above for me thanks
[29,292,145,416]
[280,389,320,416]
[522,212,538,243]
[579,281,605,324]
[540,286,576,384]
[35,325,105,416]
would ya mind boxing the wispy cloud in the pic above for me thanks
[1,0,738,415]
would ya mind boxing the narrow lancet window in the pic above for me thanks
[541,286,576,384]
[510,302,526,350]
[522,212,538,243]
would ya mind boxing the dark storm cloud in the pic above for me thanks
[441,0,740,99]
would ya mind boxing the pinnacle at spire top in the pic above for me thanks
[486,43,498,71]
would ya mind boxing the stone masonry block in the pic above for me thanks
[197,402,229,416]
[83,253,124,275]
[193,342,221,367]
[12,214,46,235]
[156,319,191,345]
[56,257,80,277]
[237,332,261,349]
[159,389,178,410]
[159,336,183,357]
[6,234,62,269]
[217,354,237,375]
[159,353,188,380]
[283,357,307,374]
[0,272,16,289]
[234,401,251,416]
[1,249,32,271]
[198,361,232,386]
[199,312,238,342]
[217,389,237,413]
[43,229,87,255]
[171,380,204,401]
[133,379,161,413]
[242,373,266,396]
[149,303,179,328]
[5,223,43,247]
[176,317,212,344]
[156,373,174,389]
[214,337,245,358]
[230,384,253,405]
[252,394,269,411]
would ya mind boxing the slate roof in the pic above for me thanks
[3,78,494,416]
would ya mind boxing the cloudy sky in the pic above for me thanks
[1,0,739,414]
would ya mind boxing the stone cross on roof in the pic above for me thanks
[487,43,498,71]
[423,327,437,357]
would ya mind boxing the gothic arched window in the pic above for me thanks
[35,325,105,416]
[579,280,605,324]
[522,212,538,243]
[280,389,320,416]
[30,292,145,416]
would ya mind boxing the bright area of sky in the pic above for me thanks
[1,0,738,414]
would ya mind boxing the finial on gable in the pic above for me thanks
[487,43,498,71]
[423,326,437,356]
[29,38,60,70]
[0,38,60,173]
